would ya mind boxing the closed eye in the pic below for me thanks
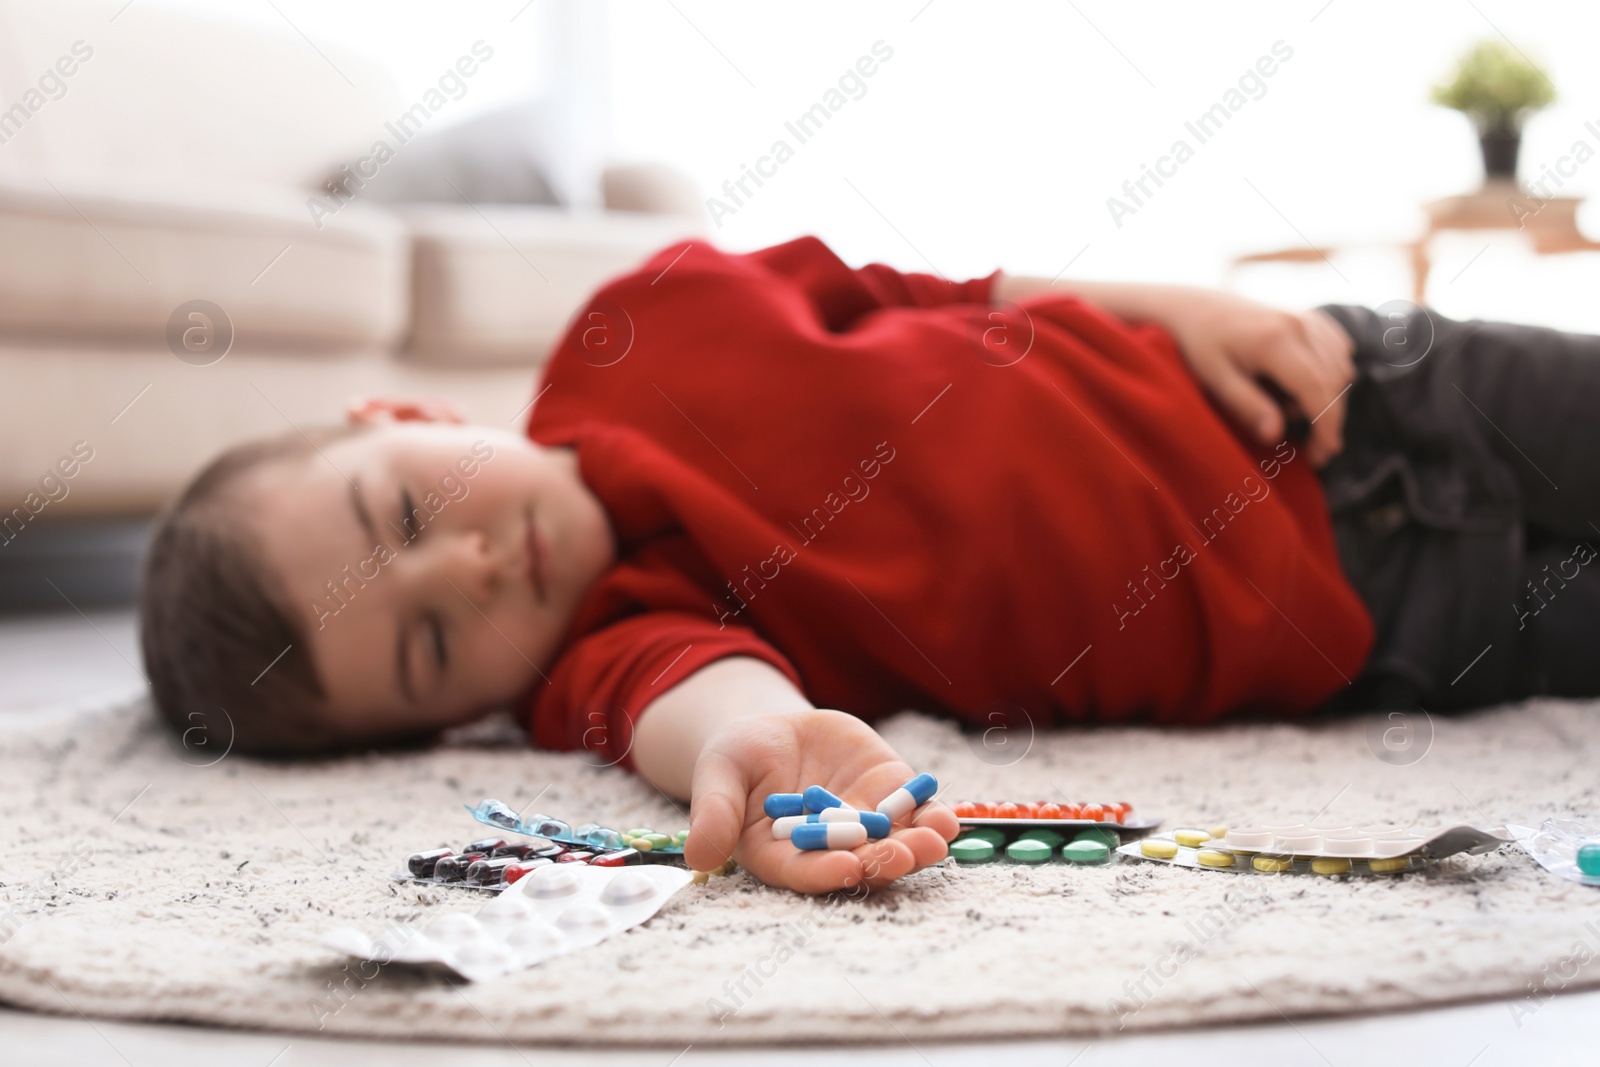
[428,613,447,672]
[401,488,421,542]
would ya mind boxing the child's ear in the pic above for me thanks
[346,396,468,426]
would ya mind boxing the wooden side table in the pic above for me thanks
[1231,178,1600,302]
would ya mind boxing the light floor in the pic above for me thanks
[1,609,1595,1066]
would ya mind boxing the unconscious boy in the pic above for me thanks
[140,236,1600,894]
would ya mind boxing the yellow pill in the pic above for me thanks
[1174,829,1211,847]
[1141,839,1179,859]
[1209,825,1229,840]
[1368,856,1410,873]
[690,869,710,884]
[1196,849,1236,867]
[1253,855,1294,872]
[1312,857,1351,875]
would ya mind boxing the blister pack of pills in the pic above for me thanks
[1508,818,1600,887]
[467,798,687,857]
[324,862,693,982]
[950,825,1122,866]
[397,833,656,893]
[1119,823,1508,875]
[953,798,1161,832]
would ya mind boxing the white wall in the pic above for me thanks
[606,0,1600,330]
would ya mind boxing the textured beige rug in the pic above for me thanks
[2,693,1598,1046]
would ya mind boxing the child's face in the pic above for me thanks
[244,422,614,742]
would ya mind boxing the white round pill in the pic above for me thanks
[505,920,562,955]
[478,893,535,922]
[600,871,658,907]
[557,903,611,933]
[526,865,580,899]
[426,913,481,941]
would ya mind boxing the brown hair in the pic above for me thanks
[140,425,367,757]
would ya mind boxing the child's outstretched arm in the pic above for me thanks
[632,657,957,893]
[995,274,1355,467]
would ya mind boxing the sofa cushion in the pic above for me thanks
[0,179,408,349]
[401,205,703,366]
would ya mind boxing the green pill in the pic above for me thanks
[950,838,996,864]
[1005,839,1054,864]
[1578,842,1600,876]
[1062,839,1110,864]
[1018,829,1065,849]
[626,828,654,838]
[961,828,1007,848]
[1073,828,1119,849]
[643,833,673,849]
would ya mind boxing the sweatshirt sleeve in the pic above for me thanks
[527,611,805,771]
[749,235,999,333]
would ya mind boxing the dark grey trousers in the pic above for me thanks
[1315,304,1600,713]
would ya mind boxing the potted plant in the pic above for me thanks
[1431,40,1555,182]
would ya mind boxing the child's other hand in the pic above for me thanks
[1160,291,1355,467]
[683,708,957,894]
[346,395,467,426]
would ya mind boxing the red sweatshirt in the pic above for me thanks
[524,237,1372,764]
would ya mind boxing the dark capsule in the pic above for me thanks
[465,856,520,886]
[433,855,473,882]
[491,843,538,860]
[465,837,510,855]
[407,847,453,879]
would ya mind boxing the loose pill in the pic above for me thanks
[1579,842,1600,876]
[803,785,845,813]
[792,822,868,850]
[1312,857,1352,875]
[764,793,805,819]
[1252,855,1294,872]
[771,815,815,839]
[1140,839,1179,859]
[950,838,996,864]
[1196,849,1236,867]
[876,773,938,821]
[407,848,453,879]
[1367,856,1411,873]
[1006,839,1053,864]
[1174,829,1211,848]
[817,806,862,823]
[1062,840,1109,864]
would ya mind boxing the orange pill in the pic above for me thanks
[1081,804,1105,822]
[953,802,978,818]
[1061,803,1083,819]
[994,802,1020,819]
[1017,802,1039,818]
[1036,803,1064,820]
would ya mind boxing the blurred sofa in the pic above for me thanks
[0,0,704,520]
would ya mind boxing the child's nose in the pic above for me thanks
[426,527,500,603]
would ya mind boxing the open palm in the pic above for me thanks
[683,708,957,894]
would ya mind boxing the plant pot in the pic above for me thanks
[1479,128,1522,180]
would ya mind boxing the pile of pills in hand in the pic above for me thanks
[763,774,938,851]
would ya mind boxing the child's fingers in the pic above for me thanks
[684,749,749,872]
[1206,359,1285,445]
[910,800,960,842]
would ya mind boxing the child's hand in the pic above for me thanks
[683,708,957,894]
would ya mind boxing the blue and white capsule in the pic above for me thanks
[764,792,805,819]
[802,785,845,813]
[775,810,891,839]
[791,822,869,850]
[876,773,938,821]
